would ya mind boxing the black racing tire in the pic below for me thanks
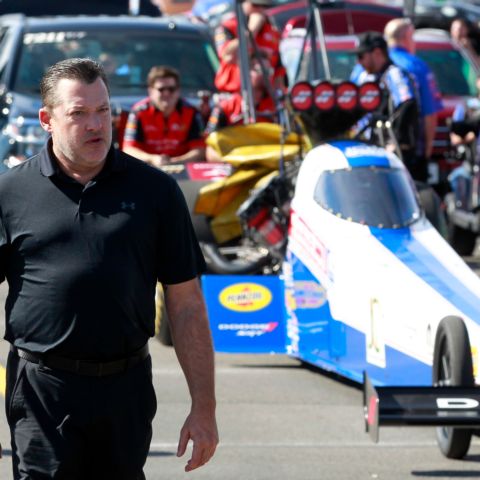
[416,182,447,238]
[447,222,477,257]
[201,242,271,275]
[155,284,173,347]
[177,179,216,244]
[432,316,474,459]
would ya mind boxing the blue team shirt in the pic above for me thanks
[350,61,419,147]
[388,46,443,116]
[350,62,416,107]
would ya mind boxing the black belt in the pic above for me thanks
[10,344,149,377]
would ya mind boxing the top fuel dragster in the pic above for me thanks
[158,0,480,460]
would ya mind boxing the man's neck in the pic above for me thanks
[53,149,106,186]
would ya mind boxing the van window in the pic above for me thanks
[15,29,218,95]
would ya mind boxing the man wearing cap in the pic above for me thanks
[384,18,443,182]
[351,31,422,180]
[214,0,286,94]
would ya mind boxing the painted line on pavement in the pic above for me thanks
[148,441,462,449]
[0,363,5,397]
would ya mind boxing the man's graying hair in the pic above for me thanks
[40,57,110,109]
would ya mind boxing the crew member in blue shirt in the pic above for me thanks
[351,31,421,179]
[384,18,443,182]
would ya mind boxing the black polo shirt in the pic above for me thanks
[0,142,206,360]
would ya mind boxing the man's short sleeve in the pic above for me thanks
[415,61,443,116]
[453,103,466,122]
[123,110,145,147]
[186,110,206,150]
[0,214,8,283]
[384,66,415,108]
[157,179,206,285]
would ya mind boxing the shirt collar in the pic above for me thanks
[150,97,184,115]
[39,138,126,178]
[389,46,408,54]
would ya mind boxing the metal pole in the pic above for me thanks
[307,1,319,79]
[235,0,256,123]
[312,0,331,80]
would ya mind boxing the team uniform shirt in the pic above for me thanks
[351,61,420,155]
[214,13,286,93]
[205,93,276,134]
[123,97,205,157]
[0,142,206,360]
[388,46,443,117]
[452,98,480,155]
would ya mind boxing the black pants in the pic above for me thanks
[5,351,157,480]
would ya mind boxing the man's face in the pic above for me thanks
[358,50,375,73]
[451,20,468,42]
[358,47,386,74]
[148,77,180,115]
[404,25,416,53]
[39,77,112,170]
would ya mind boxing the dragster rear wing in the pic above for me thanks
[363,372,480,443]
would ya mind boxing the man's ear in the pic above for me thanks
[39,107,53,133]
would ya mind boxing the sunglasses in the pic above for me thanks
[155,85,178,94]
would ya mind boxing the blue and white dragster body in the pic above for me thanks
[201,136,480,458]
[283,140,480,386]
[203,139,480,387]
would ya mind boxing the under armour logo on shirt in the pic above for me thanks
[121,201,136,211]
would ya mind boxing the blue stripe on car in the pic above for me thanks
[331,140,392,168]
[370,227,480,323]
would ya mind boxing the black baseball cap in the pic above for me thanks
[353,31,388,55]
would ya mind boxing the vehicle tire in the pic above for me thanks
[447,222,477,257]
[416,182,447,238]
[155,284,173,346]
[432,316,474,459]
[201,242,272,275]
[177,178,216,244]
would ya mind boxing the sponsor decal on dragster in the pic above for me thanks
[217,321,279,337]
[284,249,433,385]
[219,282,272,312]
[294,281,327,309]
[330,140,396,168]
[288,209,331,286]
[202,275,287,354]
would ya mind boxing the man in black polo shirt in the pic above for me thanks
[0,58,218,478]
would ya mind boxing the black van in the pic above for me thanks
[0,0,161,16]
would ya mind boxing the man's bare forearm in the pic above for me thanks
[172,147,206,164]
[424,113,438,159]
[164,279,216,411]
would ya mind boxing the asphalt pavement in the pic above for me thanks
[0,253,479,479]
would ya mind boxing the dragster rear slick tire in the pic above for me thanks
[432,316,474,459]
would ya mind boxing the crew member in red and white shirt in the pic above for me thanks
[214,0,286,94]
[123,65,205,167]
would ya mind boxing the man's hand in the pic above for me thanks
[165,279,218,472]
[152,154,170,168]
[177,407,218,472]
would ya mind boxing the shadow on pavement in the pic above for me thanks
[412,471,480,477]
